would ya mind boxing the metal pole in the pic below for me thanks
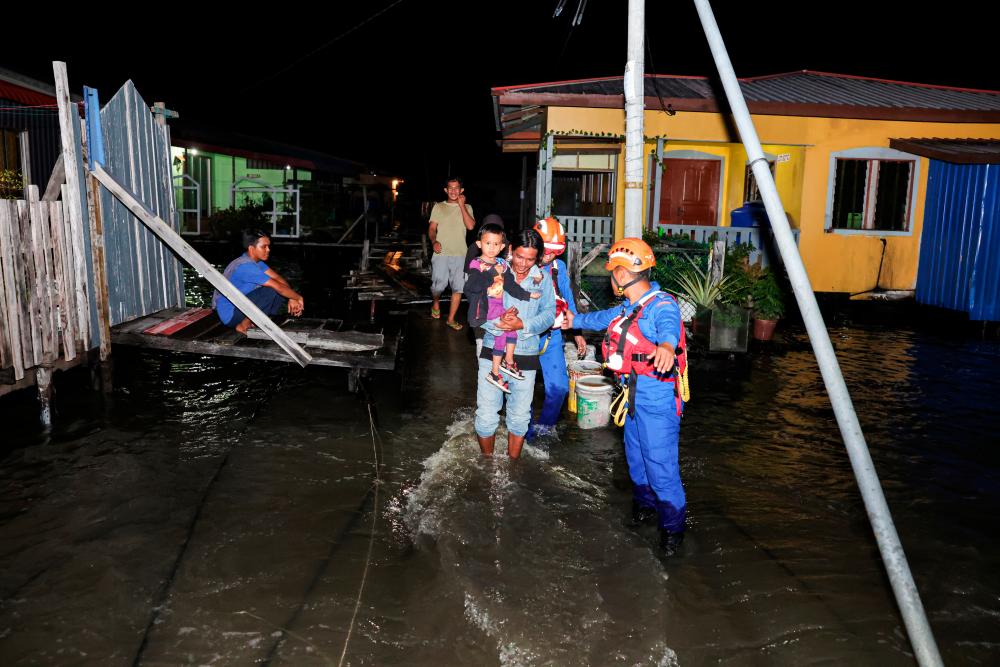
[690,2,942,665]
[623,0,645,238]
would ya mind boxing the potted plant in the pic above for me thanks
[750,269,785,341]
[666,255,733,334]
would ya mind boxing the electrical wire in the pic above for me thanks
[645,27,676,116]
[237,0,409,93]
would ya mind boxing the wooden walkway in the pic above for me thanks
[111,308,398,372]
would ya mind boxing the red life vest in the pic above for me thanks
[553,294,569,329]
[602,291,687,382]
[547,263,570,330]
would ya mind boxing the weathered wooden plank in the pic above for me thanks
[42,154,66,202]
[54,63,98,353]
[244,328,383,352]
[110,330,395,371]
[0,202,26,379]
[62,184,90,350]
[56,195,84,353]
[48,203,77,361]
[30,188,59,363]
[16,199,42,367]
[92,165,311,367]
[84,175,111,358]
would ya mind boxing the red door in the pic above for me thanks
[658,159,721,227]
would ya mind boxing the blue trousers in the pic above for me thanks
[222,286,285,327]
[626,399,686,533]
[534,329,569,429]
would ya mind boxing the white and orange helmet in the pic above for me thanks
[534,216,566,255]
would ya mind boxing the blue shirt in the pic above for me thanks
[214,254,270,324]
[573,281,681,406]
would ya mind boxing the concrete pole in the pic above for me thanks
[691,2,943,665]
[623,0,645,238]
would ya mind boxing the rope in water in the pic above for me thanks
[337,399,383,667]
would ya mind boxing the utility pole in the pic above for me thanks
[623,0,645,238]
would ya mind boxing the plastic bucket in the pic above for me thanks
[563,342,597,368]
[567,360,603,413]
[575,375,614,429]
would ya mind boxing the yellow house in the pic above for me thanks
[491,71,1000,294]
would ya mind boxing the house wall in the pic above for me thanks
[171,147,312,213]
[544,105,1000,293]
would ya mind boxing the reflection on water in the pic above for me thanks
[1,303,999,665]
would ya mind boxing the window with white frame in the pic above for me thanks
[830,155,915,232]
[743,160,775,203]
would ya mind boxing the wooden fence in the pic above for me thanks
[0,185,92,382]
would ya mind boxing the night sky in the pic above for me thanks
[5,1,997,202]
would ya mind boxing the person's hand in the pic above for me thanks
[497,308,523,331]
[495,262,505,274]
[288,298,304,317]
[574,334,587,357]
[561,310,575,329]
[457,194,467,208]
[433,241,442,254]
[649,343,676,374]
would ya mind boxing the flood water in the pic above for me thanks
[1,249,999,665]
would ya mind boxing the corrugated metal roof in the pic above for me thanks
[890,138,1000,164]
[0,80,56,107]
[494,71,1000,113]
[741,72,1000,111]
[170,121,375,177]
[0,67,84,105]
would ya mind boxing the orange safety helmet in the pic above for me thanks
[534,216,566,255]
[605,238,656,272]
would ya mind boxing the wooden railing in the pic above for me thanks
[656,224,800,268]
[560,215,614,245]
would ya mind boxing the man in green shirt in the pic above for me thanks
[428,177,476,330]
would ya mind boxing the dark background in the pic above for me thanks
[5,1,997,205]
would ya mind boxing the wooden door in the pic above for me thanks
[658,158,721,227]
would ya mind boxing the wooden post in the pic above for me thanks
[567,240,583,311]
[710,239,726,285]
[361,238,370,272]
[83,177,112,359]
[19,131,32,200]
[53,62,98,354]
[420,234,429,267]
[90,165,312,367]
[36,365,53,429]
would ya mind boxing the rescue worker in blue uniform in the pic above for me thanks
[527,217,588,440]
[563,238,688,555]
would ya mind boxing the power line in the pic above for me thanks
[237,0,409,94]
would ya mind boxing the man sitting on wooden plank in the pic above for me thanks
[212,230,305,335]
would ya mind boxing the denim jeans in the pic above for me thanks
[222,286,285,328]
[474,357,536,438]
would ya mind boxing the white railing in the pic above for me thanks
[656,224,800,268]
[561,215,614,245]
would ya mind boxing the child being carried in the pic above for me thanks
[465,222,542,393]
